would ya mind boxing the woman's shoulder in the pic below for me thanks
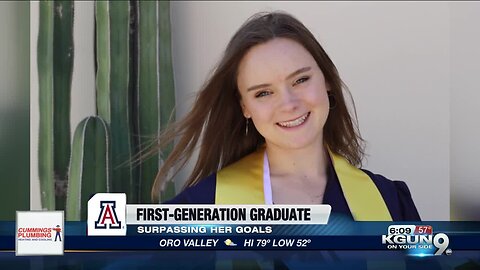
[361,169,421,221]
[163,174,217,204]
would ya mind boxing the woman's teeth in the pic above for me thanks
[277,112,310,128]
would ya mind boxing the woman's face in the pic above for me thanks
[237,37,330,150]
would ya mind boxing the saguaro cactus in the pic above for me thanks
[39,1,177,217]
[38,1,74,210]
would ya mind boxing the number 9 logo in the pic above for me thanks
[433,233,449,255]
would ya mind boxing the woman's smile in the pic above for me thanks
[276,112,311,128]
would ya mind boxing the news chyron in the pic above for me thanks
[87,193,331,248]
[382,225,452,256]
[86,193,452,254]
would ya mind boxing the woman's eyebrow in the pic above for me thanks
[246,66,312,92]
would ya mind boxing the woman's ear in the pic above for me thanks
[325,81,331,93]
[240,99,251,118]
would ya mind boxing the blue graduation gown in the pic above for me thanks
[166,161,421,221]
[163,163,426,269]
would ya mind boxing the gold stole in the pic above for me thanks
[216,146,392,221]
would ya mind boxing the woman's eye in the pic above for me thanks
[255,91,271,98]
[293,76,309,86]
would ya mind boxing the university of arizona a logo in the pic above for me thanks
[88,194,126,236]
[95,201,121,229]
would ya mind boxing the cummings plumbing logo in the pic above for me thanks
[87,193,126,236]
[16,211,64,256]
[382,225,451,256]
[17,225,62,242]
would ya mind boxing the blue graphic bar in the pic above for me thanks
[2,221,480,251]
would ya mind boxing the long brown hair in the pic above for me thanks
[150,11,365,202]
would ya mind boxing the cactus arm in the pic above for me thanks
[158,0,175,157]
[52,0,74,210]
[158,1,176,202]
[38,0,74,211]
[65,118,87,220]
[137,1,160,203]
[97,1,135,202]
[66,117,109,221]
[95,1,111,123]
[109,1,134,201]
[38,1,55,210]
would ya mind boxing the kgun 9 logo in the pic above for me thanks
[382,225,450,256]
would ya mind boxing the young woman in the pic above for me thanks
[151,11,420,221]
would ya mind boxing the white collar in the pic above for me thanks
[263,151,273,205]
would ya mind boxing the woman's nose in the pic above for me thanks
[278,88,299,112]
